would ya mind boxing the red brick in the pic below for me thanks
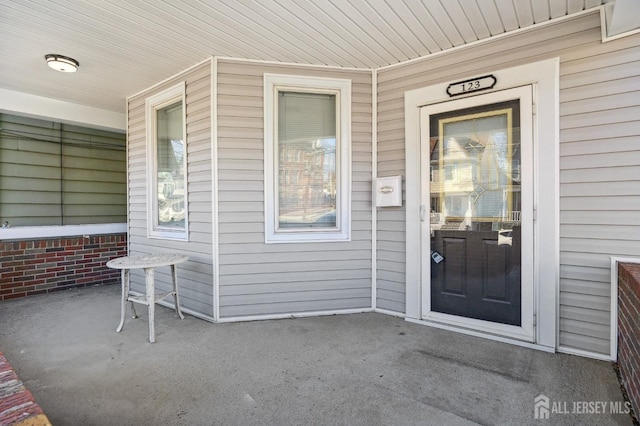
[618,262,640,416]
[35,272,56,280]
[14,264,39,272]
[20,279,45,286]
[3,292,26,300]
[0,234,126,300]
[2,281,28,289]
[35,252,59,259]
[2,271,24,279]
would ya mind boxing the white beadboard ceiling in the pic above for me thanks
[0,0,608,114]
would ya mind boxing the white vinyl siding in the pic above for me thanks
[217,59,372,318]
[127,61,214,319]
[558,29,640,355]
[0,113,126,226]
[376,11,640,356]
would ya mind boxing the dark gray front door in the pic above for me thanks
[427,98,524,326]
[430,227,521,325]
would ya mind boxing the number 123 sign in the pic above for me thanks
[446,74,497,97]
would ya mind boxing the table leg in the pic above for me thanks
[130,299,138,319]
[145,267,155,343]
[171,264,185,320]
[116,269,129,333]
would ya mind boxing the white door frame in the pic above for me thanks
[404,58,559,351]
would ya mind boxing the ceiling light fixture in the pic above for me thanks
[45,54,79,73]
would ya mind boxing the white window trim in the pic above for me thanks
[145,82,188,241]
[264,74,351,243]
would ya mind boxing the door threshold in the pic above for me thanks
[405,317,555,353]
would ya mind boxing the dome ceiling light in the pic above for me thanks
[45,54,79,73]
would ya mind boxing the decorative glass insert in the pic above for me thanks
[430,99,521,223]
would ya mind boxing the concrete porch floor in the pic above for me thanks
[0,284,633,426]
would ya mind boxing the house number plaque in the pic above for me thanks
[446,74,497,97]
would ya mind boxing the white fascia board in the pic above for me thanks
[0,88,125,132]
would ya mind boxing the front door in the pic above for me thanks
[420,86,534,340]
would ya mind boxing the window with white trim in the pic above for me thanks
[264,74,351,243]
[146,83,188,240]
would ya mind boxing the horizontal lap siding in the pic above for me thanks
[0,114,126,226]
[559,28,640,355]
[127,61,214,319]
[217,60,372,318]
[376,11,640,356]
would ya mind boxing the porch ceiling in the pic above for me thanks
[1,0,607,114]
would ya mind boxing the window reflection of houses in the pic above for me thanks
[157,171,185,225]
[430,127,521,233]
[157,136,186,228]
[278,138,336,227]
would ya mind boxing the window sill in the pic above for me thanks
[0,223,126,240]
[265,230,351,244]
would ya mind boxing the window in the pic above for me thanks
[0,113,126,227]
[146,83,188,240]
[264,74,351,243]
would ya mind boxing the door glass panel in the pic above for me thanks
[429,99,522,326]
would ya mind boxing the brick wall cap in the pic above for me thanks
[620,263,640,284]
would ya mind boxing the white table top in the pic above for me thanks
[106,253,188,269]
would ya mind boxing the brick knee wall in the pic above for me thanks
[0,233,127,301]
[618,262,640,417]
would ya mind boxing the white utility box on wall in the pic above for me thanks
[374,175,402,207]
